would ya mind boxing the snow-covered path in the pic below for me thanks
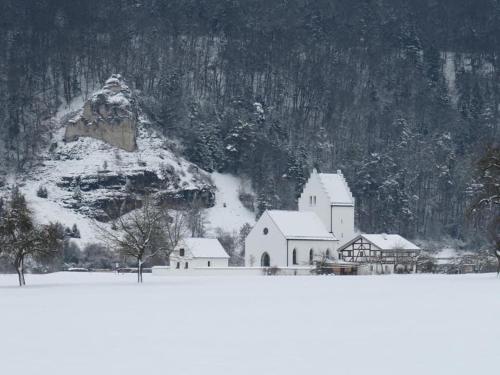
[1,272,498,375]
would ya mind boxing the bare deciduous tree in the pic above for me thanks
[161,204,188,264]
[95,196,188,282]
[185,198,207,238]
[95,196,164,283]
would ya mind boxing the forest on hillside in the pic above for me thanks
[0,0,498,244]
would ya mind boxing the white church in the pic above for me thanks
[245,169,355,268]
[245,169,420,273]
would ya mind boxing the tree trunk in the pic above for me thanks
[496,252,500,277]
[16,255,26,287]
[137,258,143,283]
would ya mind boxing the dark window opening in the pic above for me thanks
[292,249,297,265]
[176,262,180,269]
[263,227,269,235]
[185,262,189,269]
[261,252,270,267]
[179,248,185,257]
[207,261,211,267]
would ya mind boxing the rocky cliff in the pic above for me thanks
[64,75,137,151]
[12,75,215,227]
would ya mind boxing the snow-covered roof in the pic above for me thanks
[183,238,229,259]
[434,248,459,258]
[317,170,354,206]
[362,234,420,251]
[267,210,337,240]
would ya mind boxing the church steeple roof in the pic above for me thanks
[313,169,354,206]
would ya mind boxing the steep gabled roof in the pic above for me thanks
[267,210,337,240]
[317,170,354,206]
[339,234,420,251]
[362,234,420,251]
[183,238,229,258]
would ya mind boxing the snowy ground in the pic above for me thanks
[1,273,498,375]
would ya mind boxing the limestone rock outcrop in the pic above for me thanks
[64,74,137,151]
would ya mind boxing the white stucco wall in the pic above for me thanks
[171,258,229,269]
[331,205,355,245]
[245,211,339,268]
[298,172,331,232]
[245,211,286,267]
[287,239,338,266]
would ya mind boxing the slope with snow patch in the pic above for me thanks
[206,172,255,235]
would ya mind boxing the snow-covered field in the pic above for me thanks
[1,272,498,375]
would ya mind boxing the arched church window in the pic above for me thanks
[326,249,330,259]
[292,249,297,265]
[261,252,270,267]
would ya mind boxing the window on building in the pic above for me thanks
[263,227,269,235]
[309,196,313,206]
[179,248,185,257]
[359,251,364,257]
[326,249,330,259]
[207,261,211,267]
[341,218,343,224]
[185,262,189,269]
[313,196,317,205]
[292,249,297,265]
[309,249,314,265]
[176,262,180,269]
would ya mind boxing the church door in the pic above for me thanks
[261,252,270,267]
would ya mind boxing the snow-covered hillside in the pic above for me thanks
[1,77,255,245]
[206,172,255,235]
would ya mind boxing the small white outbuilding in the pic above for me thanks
[170,238,230,269]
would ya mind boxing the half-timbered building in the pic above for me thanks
[338,234,420,274]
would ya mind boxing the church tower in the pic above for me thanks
[298,169,355,245]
